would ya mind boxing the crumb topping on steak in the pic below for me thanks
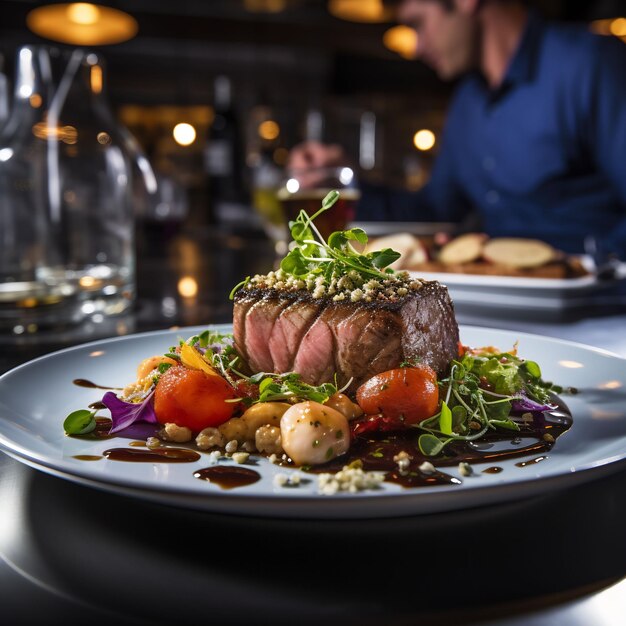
[242,268,425,304]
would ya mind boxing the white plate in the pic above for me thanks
[410,261,626,312]
[1,325,626,519]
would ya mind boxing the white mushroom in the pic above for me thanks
[280,401,350,466]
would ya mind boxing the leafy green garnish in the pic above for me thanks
[418,434,448,457]
[277,190,400,284]
[439,401,453,436]
[252,372,338,405]
[63,409,97,435]
[414,349,563,457]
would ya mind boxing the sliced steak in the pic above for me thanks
[233,281,459,391]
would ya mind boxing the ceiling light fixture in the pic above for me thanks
[328,0,392,24]
[27,3,138,46]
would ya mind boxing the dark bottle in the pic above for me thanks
[204,75,247,223]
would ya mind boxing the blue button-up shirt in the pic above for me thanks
[358,13,626,256]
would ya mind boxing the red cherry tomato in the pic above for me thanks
[154,365,237,431]
[356,365,439,425]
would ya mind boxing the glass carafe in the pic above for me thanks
[0,45,144,331]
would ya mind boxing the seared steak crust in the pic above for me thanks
[233,281,459,390]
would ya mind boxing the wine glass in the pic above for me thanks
[276,165,361,248]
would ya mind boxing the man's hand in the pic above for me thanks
[286,141,351,190]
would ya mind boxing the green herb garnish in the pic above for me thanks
[228,191,402,301]
[279,190,400,282]
[63,409,97,435]
[246,371,339,405]
[415,349,564,457]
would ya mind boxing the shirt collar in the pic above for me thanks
[500,9,545,90]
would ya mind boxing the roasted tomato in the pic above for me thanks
[154,365,238,431]
[356,365,439,425]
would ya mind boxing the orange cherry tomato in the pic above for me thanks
[154,365,238,432]
[356,365,439,425]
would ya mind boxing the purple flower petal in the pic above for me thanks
[114,422,161,440]
[102,391,158,435]
[511,394,556,413]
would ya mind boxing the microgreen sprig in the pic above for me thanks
[279,190,401,282]
[229,191,402,300]
[244,371,340,405]
[414,349,563,457]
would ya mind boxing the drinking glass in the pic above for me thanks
[276,166,361,246]
[0,45,151,333]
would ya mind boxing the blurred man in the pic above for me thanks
[289,0,626,256]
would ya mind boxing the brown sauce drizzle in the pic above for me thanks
[194,466,261,489]
[73,455,103,461]
[73,379,123,391]
[88,401,107,410]
[307,403,572,488]
[69,417,113,440]
[515,456,548,468]
[103,447,200,463]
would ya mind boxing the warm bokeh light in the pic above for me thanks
[383,25,418,59]
[29,93,42,108]
[413,129,436,151]
[258,120,280,141]
[177,276,199,298]
[79,276,102,289]
[173,123,197,146]
[590,17,626,41]
[26,3,138,46]
[610,17,626,37]
[598,380,623,390]
[32,122,78,145]
[67,3,100,25]
[90,64,103,94]
[328,0,392,23]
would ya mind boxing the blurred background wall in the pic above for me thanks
[1,0,624,229]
